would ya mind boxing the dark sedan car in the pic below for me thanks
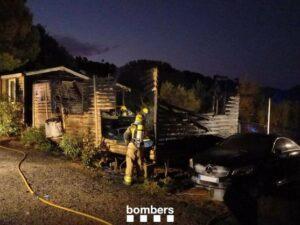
[191,133,300,200]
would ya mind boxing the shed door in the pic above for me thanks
[33,82,51,127]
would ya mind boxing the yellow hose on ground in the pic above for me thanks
[0,145,112,225]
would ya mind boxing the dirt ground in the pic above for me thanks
[0,140,223,225]
[1,139,299,225]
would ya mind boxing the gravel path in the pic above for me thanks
[0,143,219,225]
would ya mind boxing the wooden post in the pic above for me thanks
[32,84,35,127]
[58,82,66,130]
[20,75,25,123]
[152,68,158,148]
[215,97,219,115]
[122,90,125,106]
[93,75,99,145]
[45,82,49,120]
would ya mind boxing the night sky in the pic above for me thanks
[28,0,300,89]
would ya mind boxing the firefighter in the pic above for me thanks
[120,105,128,116]
[123,108,148,185]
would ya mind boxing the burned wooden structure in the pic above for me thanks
[1,66,240,164]
[134,68,240,163]
[157,96,239,142]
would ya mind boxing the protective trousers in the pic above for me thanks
[124,142,144,185]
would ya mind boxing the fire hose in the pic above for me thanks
[0,145,112,225]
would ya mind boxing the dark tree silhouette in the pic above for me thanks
[24,25,75,70]
[0,0,40,72]
[74,56,116,78]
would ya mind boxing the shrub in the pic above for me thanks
[140,180,166,195]
[21,127,54,151]
[81,149,97,167]
[81,129,97,167]
[0,98,23,136]
[59,134,82,160]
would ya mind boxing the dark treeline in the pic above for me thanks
[17,25,117,78]
[1,0,299,136]
[0,0,116,77]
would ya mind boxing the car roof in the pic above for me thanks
[229,133,279,141]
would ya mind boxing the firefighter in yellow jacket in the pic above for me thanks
[123,108,148,185]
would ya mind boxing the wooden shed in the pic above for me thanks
[0,66,132,150]
[1,66,89,126]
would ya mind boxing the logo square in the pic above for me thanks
[126,215,134,222]
[140,215,148,222]
[167,215,174,222]
[153,215,161,222]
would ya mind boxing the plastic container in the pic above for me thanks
[45,118,63,138]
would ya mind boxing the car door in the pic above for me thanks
[272,138,300,187]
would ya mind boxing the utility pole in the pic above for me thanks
[267,98,271,134]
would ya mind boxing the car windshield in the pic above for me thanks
[220,134,273,154]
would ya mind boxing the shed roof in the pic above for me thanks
[1,66,90,80]
[24,66,90,80]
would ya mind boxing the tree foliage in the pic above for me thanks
[118,60,213,93]
[194,79,214,112]
[117,60,216,113]
[239,80,260,122]
[256,100,300,131]
[75,56,116,77]
[160,81,201,112]
[239,79,300,134]
[24,25,74,69]
[0,0,39,72]
[23,25,116,77]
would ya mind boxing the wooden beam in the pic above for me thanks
[1,73,23,79]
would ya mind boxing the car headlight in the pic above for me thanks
[194,164,229,178]
[231,166,254,176]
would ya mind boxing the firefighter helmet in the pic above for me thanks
[142,107,149,114]
[120,105,127,111]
